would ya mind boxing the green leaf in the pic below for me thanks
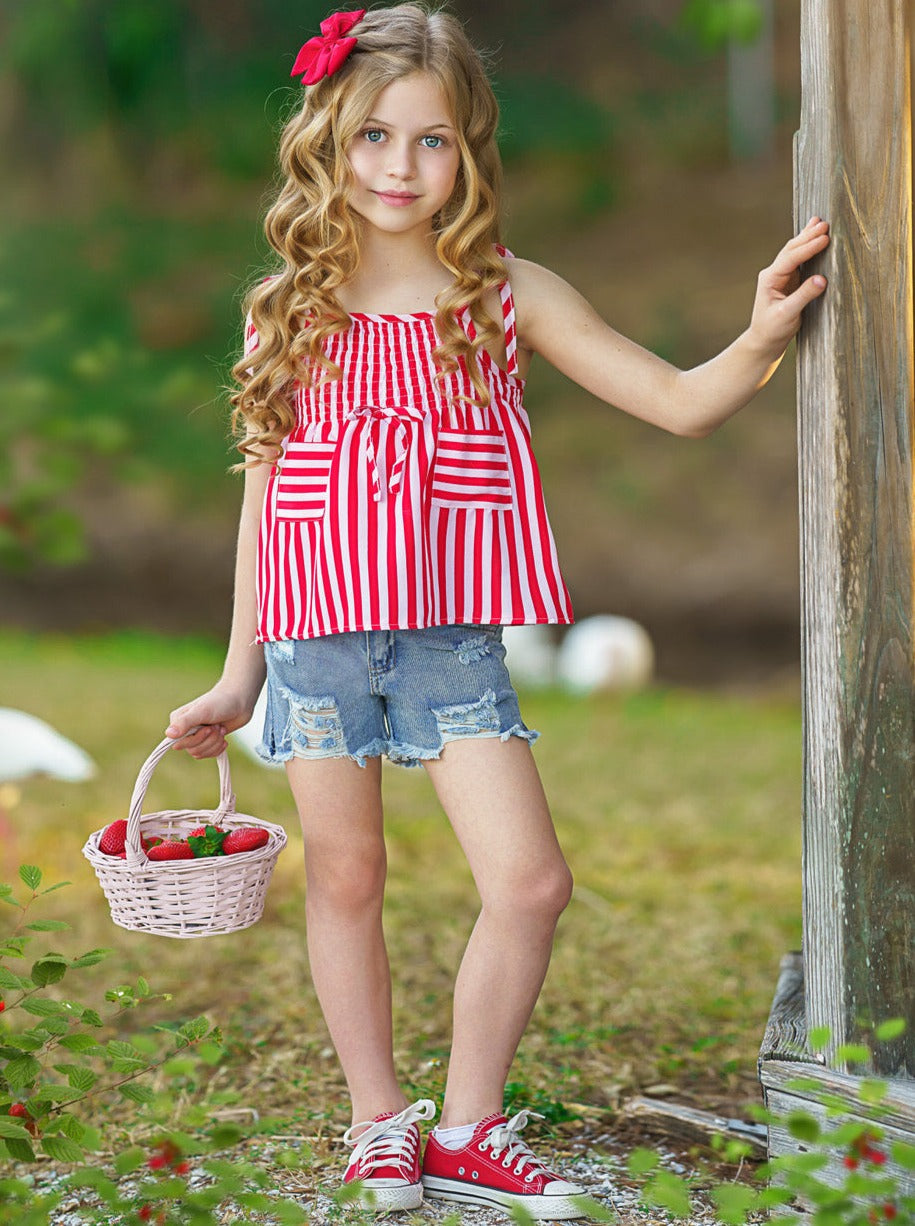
[56,1114,87,1142]
[19,998,65,1017]
[29,1083,76,1103]
[3,1053,41,1090]
[835,1043,871,1065]
[858,1079,889,1105]
[711,1183,759,1225]
[30,955,67,987]
[119,1083,154,1105]
[105,1039,143,1060]
[136,976,150,997]
[0,1117,32,1140]
[891,1141,915,1171]
[875,1018,907,1042]
[271,1203,310,1225]
[808,1025,832,1051]
[114,1145,146,1175]
[79,1008,102,1027]
[58,1034,100,1053]
[70,949,113,968]
[177,1016,210,1042]
[787,1111,820,1143]
[0,968,25,990]
[644,1170,692,1218]
[41,1134,85,1163]
[1,1135,36,1162]
[25,920,70,932]
[61,1066,97,1092]
[627,1146,661,1175]
[569,1196,615,1223]
[40,881,71,894]
[65,1167,120,1198]
[18,866,41,891]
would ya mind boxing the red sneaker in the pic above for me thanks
[342,1099,436,1211]
[422,1109,586,1219]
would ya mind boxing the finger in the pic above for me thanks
[770,231,830,278]
[781,273,828,317]
[187,731,229,760]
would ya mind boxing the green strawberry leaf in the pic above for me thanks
[188,825,228,858]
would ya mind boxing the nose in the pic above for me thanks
[386,138,416,182]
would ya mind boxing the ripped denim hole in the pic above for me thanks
[431,688,502,738]
[286,694,348,754]
[455,634,493,665]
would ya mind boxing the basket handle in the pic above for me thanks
[124,733,236,865]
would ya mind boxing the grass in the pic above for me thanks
[0,627,802,1164]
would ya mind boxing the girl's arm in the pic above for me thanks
[165,458,271,759]
[512,218,829,438]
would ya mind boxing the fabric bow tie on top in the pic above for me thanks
[291,9,366,86]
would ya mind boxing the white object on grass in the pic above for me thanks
[500,624,558,688]
[556,615,655,693]
[0,708,96,783]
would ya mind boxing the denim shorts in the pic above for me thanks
[257,624,539,769]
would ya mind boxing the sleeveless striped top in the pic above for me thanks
[251,255,574,642]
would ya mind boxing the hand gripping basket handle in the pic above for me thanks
[124,735,236,864]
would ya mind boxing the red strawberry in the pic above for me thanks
[0,999,5,1012]
[9,1103,38,1136]
[146,840,194,861]
[141,834,163,851]
[99,819,128,856]
[222,827,270,854]
[189,826,224,838]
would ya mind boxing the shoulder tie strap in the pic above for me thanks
[494,244,518,377]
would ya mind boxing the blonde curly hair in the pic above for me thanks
[231,2,506,463]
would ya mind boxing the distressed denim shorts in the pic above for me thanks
[257,623,539,769]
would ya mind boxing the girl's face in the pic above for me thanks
[346,72,461,240]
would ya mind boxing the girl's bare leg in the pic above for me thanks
[285,755,408,1125]
[421,737,573,1127]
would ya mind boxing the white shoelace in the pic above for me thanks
[343,1099,436,1175]
[479,1109,554,1183]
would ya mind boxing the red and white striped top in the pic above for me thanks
[250,256,574,642]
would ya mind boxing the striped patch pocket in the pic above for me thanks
[274,440,337,520]
[431,429,514,511]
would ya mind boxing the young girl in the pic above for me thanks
[166,3,829,1218]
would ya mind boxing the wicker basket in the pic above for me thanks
[82,738,287,939]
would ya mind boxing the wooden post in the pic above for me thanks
[759,0,915,1181]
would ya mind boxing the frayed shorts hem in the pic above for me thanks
[256,726,540,770]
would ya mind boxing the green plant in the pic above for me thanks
[0,865,314,1224]
[626,1023,915,1226]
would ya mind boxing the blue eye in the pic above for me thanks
[421,135,444,149]
[363,129,385,143]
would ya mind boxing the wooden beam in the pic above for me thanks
[795,0,915,1076]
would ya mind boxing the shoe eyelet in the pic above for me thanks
[478,1142,487,1152]
[502,1158,512,1168]
[472,1171,479,1180]
[458,1166,465,1176]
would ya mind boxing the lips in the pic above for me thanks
[374,190,420,206]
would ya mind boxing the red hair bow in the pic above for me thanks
[291,9,366,86]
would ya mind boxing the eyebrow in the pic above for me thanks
[364,117,456,131]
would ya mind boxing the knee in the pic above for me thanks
[485,859,573,924]
[305,839,387,915]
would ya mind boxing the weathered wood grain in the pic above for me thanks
[795,0,915,1076]
[758,951,812,1064]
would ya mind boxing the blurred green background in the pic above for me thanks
[0,0,802,685]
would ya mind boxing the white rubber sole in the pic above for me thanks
[351,1180,424,1211]
[422,1174,587,1219]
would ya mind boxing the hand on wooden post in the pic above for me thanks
[748,217,830,356]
